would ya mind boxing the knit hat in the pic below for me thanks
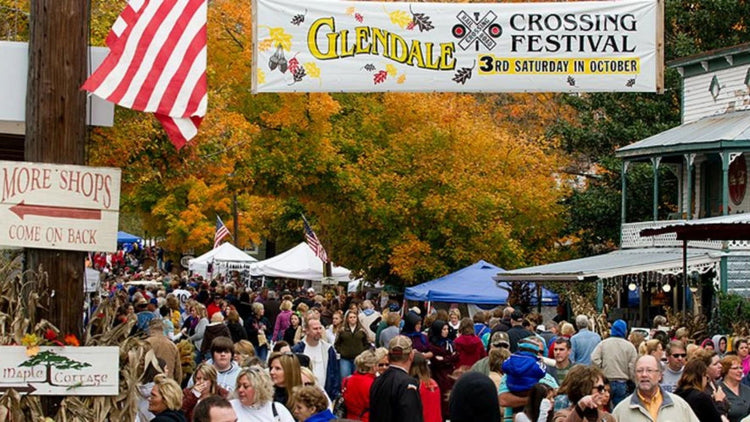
[518,338,541,354]
[449,372,503,422]
[490,331,510,348]
[611,319,627,338]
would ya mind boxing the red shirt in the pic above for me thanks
[419,379,442,422]
[343,371,374,422]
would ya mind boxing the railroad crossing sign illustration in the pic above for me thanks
[453,11,502,51]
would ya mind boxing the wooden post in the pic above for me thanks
[25,0,89,357]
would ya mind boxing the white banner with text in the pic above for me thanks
[252,0,662,93]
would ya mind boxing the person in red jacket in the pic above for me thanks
[454,317,487,370]
[341,350,378,421]
[410,352,442,422]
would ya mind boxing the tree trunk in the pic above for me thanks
[26,0,89,416]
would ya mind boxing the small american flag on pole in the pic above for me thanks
[81,0,207,149]
[214,216,230,249]
[302,214,329,263]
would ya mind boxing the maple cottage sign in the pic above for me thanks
[252,0,663,93]
[0,346,119,396]
[0,161,121,252]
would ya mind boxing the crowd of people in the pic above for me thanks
[106,268,750,422]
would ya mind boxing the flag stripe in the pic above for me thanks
[108,0,183,105]
[86,0,167,99]
[156,29,206,116]
[82,0,206,148]
[145,9,206,113]
[120,0,197,109]
[214,216,230,249]
[164,44,206,116]
[129,0,203,111]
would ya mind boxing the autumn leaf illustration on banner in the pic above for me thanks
[257,69,266,84]
[288,55,300,74]
[355,12,364,22]
[387,9,412,28]
[258,39,273,52]
[261,26,293,51]
[409,6,434,32]
[304,62,321,78]
[397,74,406,84]
[374,70,388,84]
[345,6,355,15]
[291,9,307,26]
[452,61,475,85]
[363,63,376,72]
[386,64,398,77]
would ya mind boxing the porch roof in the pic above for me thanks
[641,213,750,240]
[494,248,719,282]
[616,110,750,159]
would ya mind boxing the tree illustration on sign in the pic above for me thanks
[19,350,91,387]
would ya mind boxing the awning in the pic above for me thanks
[494,248,720,282]
[641,213,750,240]
[616,110,750,159]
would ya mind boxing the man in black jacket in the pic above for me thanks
[370,335,424,422]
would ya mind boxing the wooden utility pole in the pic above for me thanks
[25,0,89,339]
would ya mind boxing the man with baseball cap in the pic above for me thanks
[470,331,510,375]
[369,335,424,422]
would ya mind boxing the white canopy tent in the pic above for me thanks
[188,243,258,278]
[249,242,352,282]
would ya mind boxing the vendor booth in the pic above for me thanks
[188,242,258,278]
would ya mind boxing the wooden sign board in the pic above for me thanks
[0,160,121,252]
[0,346,119,396]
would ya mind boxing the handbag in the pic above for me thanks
[333,376,350,418]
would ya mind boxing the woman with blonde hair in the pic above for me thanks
[559,322,575,338]
[374,347,389,377]
[273,299,294,341]
[268,351,303,412]
[181,363,228,421]
[341,349,378,421]
[233,339,257,367]
[326,310,343,344]
[230,366,294,421]
[149,374,187,422]
[639,339,665,367]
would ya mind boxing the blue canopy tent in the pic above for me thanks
[117,231,142,245]
[405,260,559,306]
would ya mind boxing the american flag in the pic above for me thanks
[214,216,230,249]
[302,215,329,263]
[81,0,207,149]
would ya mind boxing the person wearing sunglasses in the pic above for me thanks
[661,340,688,393]
[554,365,616,422]
[612,355,699,422]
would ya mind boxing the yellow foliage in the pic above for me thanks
[304,62,321,78]
[262,26,293,51]
[387,9,412,28]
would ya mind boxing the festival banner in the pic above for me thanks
[252,0,662,93]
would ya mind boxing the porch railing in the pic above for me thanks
[621,220,726,250]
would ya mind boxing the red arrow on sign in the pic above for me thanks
[10,201,102,220]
